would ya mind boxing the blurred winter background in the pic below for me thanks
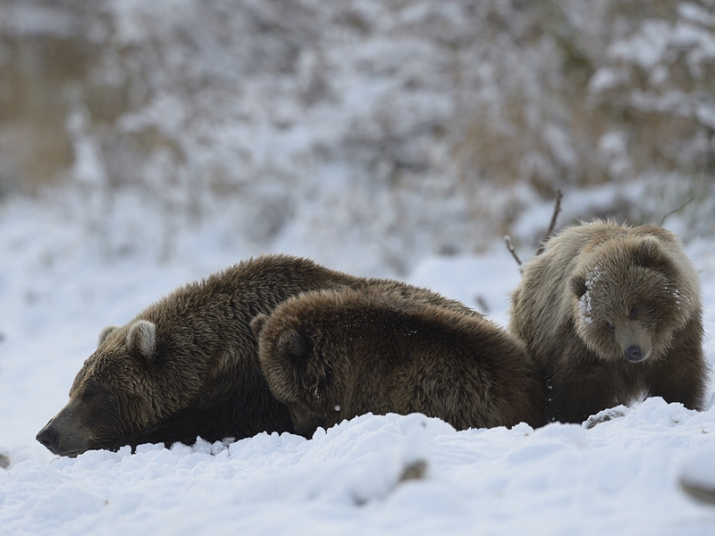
[3,3,715,533]
[1,0,713,278]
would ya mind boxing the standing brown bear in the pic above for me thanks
[509,219,708,424]
[252,287,546,437]
[37,255,480,457]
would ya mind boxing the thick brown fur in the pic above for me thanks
[37,254,481,457]
[252,287,546,437]
[509,219,708,424]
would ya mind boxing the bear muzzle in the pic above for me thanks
[615,322,652,363]
[625,345,646,363]
[36,422,61,454]
[36,414,92,457]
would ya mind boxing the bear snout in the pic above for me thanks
[36,409,92,457]
[625,345,644,363]
[36,423,61,454]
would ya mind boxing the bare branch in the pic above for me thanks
[474,295,490,314]
[504,235,522,266]
[536,189,563,256]
[660,196,695,226]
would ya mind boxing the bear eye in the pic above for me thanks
[82,386,101,400]
[605,321,614,331]
[629,307,639,319]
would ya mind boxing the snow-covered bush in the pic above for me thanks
[0,0,712,267]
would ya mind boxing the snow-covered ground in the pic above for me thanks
[1,186,715,535]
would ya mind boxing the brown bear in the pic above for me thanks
[509,219,708,424]
[36,254,480,457]
[251,287,546,437]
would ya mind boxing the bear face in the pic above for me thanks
[36,319,201,456]
[250,312,347,436]
[570,237,692,364]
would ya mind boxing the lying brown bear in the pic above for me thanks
[37,255,480,457]
[252,287,546,436]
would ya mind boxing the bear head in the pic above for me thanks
[251,305,345,438]
[569,236,697,364]
[36,318,205,457]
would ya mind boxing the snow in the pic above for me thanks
[578,291,593,326]
[682,444,715,496]
[1,1,715,531]
[577,266,606,326]
[1,188,715,535]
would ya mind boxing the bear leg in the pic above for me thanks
[648,322,707,412]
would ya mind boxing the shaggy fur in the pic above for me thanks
[509,220,707,423]
[36,254,480,457]
[252,287,546,437]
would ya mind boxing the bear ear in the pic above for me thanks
[277,330,308,369]
[634,237,662,267]
[634,237,676,278]
[250,313,269,339]
[126,320,158,364]
[571,275,587,297]
[97,325,120,347]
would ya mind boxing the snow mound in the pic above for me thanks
[3,404,715,535]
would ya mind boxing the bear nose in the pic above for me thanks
[625,345,643,362]
[36,424,60,454]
